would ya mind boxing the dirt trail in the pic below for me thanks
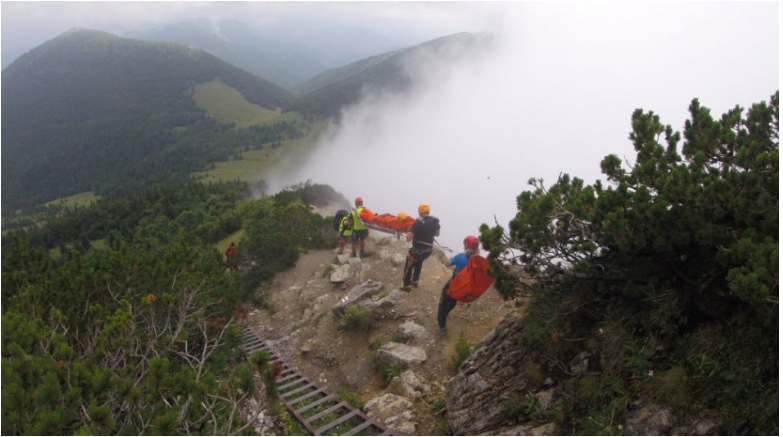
[245,206,517,434]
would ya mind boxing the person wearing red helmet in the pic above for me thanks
[437,235,480,336]
[350,197,369,257]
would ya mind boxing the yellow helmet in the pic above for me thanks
[396,212,410,222]
[418,203,430,214]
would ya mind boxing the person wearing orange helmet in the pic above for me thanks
[437,235,480,335]
[400,203,440,291]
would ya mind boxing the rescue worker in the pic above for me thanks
[337,213,354,255]
[400,203,440,291]
[351,197,369,258]
[226,242,238,272]
[438,235,480,335]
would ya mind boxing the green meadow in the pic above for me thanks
[193,78,300,128]
[193,120,328,184]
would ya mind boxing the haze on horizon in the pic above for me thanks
[267,2,779,252]
[1,2,496,68]
[1,2,779,253]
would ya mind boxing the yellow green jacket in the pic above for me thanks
[351,207,367,231]
[339,216,353,237]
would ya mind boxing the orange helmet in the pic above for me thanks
[463,235,480,249]
[396,212,410,222]
[355,197,363,205]
[418,203,430,214]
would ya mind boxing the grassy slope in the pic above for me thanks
[193,120,328,184]
[3,192,102,236]
[215,229,245,254]
[44,192,101,209]
[190,77,326,183]
[193,78,298,128]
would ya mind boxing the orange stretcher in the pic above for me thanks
[358,208,415,235]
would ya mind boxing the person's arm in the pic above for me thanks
[405,232,413,242]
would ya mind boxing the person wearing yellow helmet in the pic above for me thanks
[400,203,441,291]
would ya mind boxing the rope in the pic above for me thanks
[433,238,457,255]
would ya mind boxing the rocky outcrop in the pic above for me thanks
[377,342,427,365]
[243,399,283,436]
[330,264,351,283]
[395,321,431,344]
[359,289,403,314]
[624,403,674,435]
[379,249,407,266]
[479,422,558,436]
[444,310,719,436]
[332,280,384,313]
[389,370,431,400]
[446,312,529,435]
[365,393,417,434]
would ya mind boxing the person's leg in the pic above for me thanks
[438,282,458,335]
[437,282,451,329]
[412,250,431,284]
[401,250,414,288]
[350,234,357,257]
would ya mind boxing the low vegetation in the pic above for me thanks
[450,332,472,373]
[336,305,373,331]
[481,92,779,434]
[1,180,342,435]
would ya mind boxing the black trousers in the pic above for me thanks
[438,279,458,329]
[403,247,432,286]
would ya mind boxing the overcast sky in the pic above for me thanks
[1,2,779,252]
[265,2,779,252]
[1,2,500,64]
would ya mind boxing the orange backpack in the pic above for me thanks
[448,255,495,303]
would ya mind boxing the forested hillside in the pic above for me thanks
[1,29,296,211]
[1,181,344,435]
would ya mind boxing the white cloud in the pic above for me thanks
[270,2,779,252]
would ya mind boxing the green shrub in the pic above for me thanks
[337,388,364,410]
[371,357,406,382]
[450,332,472,373]
[482,92,779,435]
[336,305,372,331]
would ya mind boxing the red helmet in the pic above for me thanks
[355,197,363,205]
[463,235,480,249]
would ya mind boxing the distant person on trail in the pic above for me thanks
[337,214,354,255]
[400,203,440,292]
[226,242,238,272]
[351,197,369,258]
[438,235,480,335]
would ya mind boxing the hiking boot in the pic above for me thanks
[360,250,365,258]
[440,327,447,336]
[400,284,412,292]
[350,252,357,258]
[411,281,419,288]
